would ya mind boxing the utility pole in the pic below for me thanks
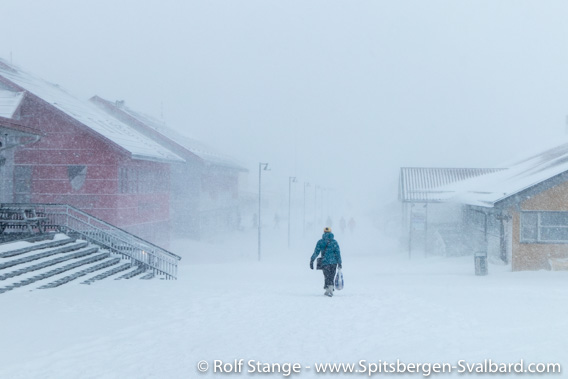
[288,176,297,248]
[258,162,269,261]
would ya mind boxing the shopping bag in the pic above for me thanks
[334,268,344,290]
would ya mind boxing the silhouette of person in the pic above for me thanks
[348,217,356,233]
[340,217,346,234]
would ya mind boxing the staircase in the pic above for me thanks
[0,233,160,294]
[1,203,181,279]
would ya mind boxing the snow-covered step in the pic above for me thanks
[38,257,121,289]
[0,248,99,290]
[0,252,110,294]
[0,246,99,281]
[0,236,76,258]
[139,272,155,280]
[31,252,118,287]
[0,231,164,292]
[81,263,133,285]
[0,241,89,270]
[115,265,146,280]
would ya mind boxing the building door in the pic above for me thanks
[13,165,32,202]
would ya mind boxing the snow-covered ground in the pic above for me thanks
[0,223,566,378]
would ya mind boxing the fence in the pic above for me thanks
[1,203,181,279]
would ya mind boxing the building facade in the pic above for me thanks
[90,96,246,239]
[0,60,183,247]
[400,142,568,271]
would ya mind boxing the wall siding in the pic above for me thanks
[512,181,568,271]
[12,94,172,246]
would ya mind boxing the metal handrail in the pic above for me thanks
[0,203,181,279]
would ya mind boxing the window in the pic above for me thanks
[119,166,168,194]
[520,211,568,243]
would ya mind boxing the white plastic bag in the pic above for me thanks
[334,268,344,290]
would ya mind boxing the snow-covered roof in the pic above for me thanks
[399,167,504,202]
[0,89,24,118]
[0,60,184,163]
[154,128,246,170]
[91,96,246,171]
[441,141,568,207]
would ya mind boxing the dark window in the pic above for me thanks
[118,166,167,194]
[521,211,568,243]
[520,212,538,241]
[13,165,32,203]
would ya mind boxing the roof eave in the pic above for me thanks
[130,153,185,164]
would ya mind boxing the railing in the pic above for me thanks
[0,203,181,279]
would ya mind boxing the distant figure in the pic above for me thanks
[348,217,356,233]
[339,217,346,234]
[309,227,343,297]
[236,211,242,231]
[274,213,281,229]
[252,213,258,228]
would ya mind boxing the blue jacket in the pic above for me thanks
[311,232,342,265]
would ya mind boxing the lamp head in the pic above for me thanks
[260,162,270,171]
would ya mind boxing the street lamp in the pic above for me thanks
[320,187,327,225]
[288,176,297,248]
[314,185,320,229]
[303,182,310,237]
[258,162,270,261]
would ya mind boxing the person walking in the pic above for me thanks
[310,227,342,297]
[339,216,346,234]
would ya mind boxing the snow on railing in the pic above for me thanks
[1,203,181,279]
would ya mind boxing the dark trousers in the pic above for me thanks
[322,264,337,287]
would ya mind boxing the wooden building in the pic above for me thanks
[399,167,503,257]
[90,96,247,239]
[0,60,184,247]
[400,142,568,271]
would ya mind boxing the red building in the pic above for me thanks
[0,60,184,247]
[90,96,247,239]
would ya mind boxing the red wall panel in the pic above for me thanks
[33,165,116,181]
[32,179,117,195]
[12,95,173,246]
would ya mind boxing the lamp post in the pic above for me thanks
[288,176,297,248]
[258,162,270,261]
[303,182,310,237]
[320,187,327,225]
[314,185,319,229]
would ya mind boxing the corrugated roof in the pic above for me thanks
[444,142,568,207]
[399,167,505,202]
[0,89,25,118]
[0,60,184,163]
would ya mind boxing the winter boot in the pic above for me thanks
[324,285,334,297]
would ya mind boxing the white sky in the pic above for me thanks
[2,1,568,215]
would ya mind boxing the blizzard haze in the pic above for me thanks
[2,1,568,211]
[2,3,568,378]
